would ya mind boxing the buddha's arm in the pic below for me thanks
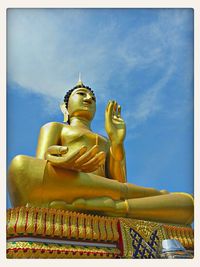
[107,142,127,183]
[36,122,63,159]
[105,101,127,183]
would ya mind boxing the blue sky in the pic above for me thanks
[7,8,194,208]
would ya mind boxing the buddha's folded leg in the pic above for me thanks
[49,193,193,225]
[8,155,126,207]
[42,161,125,203]
[9,155,193,225]
[8,155,170,207]
[121,193,194,224]
[43,162,169,203]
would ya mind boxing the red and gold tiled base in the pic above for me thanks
[7,241,121,259]
[7,207,194,259]
[7,207,119,242]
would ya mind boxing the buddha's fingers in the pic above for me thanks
[113,101,118,117]
[80,152,106,172]
[64,146,88,165]
[46,154,64,164]
[117,105,121,118]
[105,101,115,124]
[81,151,105,168]
[74,145,99,166]
[113,104,124,123]
[85,160,105,172]
[112,116,124,123]
[46,145,68,156]
[83,157,106,173]
[46,146,87,165]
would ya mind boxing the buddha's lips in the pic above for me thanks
[83,98,92,103]
[83,102,92,106]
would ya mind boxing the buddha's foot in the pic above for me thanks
[49,197,128,216]
[49,200,76,211]
[160,190,169,195]
[73,197,116,212]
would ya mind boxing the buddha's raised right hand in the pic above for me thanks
[45,145,106,173]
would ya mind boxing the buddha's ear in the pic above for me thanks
[60,102,69,123]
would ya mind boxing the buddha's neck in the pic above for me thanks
[69,117,91,130]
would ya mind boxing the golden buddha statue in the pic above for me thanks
[8,79,194,225]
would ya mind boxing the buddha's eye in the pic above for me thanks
[77,92,85,96]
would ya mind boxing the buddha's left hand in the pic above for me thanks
[105,100,126,144]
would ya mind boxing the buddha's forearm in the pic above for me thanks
[36,122,62,159]
[107,143,127,183]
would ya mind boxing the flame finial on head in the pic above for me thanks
[76,72,84,87]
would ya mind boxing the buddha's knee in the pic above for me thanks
[8,155,30,206]
[8,155,29,183]
[169,193,194,224]
[9,155,46,181]
[8,155,46,206]
[174,192,194,205]
[182,193,194,224]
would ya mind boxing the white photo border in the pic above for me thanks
[1,1,199,266]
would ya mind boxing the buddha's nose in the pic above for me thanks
[84,94,92,104]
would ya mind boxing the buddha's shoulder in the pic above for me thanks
[40,121,66,131]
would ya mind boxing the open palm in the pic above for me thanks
[105,100,126,144]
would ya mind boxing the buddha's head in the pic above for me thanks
[63,80,96,123]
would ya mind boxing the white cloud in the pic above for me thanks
[121,9,193,129]
[7,9,193,125]
[7,9,121,101]
[124,64,175,129]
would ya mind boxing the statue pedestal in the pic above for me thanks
[6,207,194,259]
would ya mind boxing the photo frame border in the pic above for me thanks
[1,0,199,266]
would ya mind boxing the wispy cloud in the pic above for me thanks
[120,9,193,130]
[7,9,122,100]
[124,64,175,129]
[7,8,193,126]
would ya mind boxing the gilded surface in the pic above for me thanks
[6,207,194,259]
[119,218,162,258]
[7,241,121,259]
[120,218,164,241]
[118,218,194,258]
[7,207,119,242]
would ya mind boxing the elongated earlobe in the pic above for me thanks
[60,102,69,123]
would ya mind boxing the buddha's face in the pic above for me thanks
[68,88,96,121]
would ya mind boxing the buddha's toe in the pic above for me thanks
[160,189,169,195]
[49,200,75,211]
[72,197,116,213]
[72,198,87,209]
[116,200,128,214]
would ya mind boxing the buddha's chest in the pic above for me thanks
[61,127,109,153]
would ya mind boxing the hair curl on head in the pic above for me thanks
[63,84,96,124]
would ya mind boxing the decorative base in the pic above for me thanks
[7,207,194,259]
